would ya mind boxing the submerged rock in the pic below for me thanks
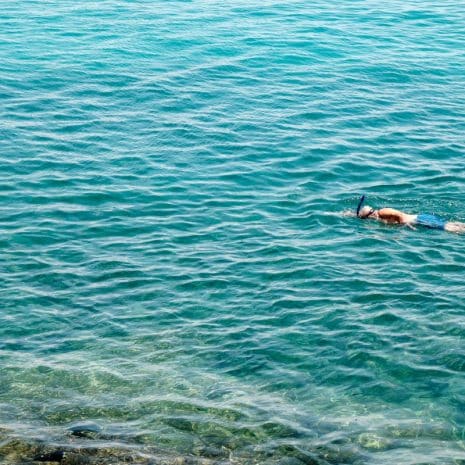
[192,444,225,459]
[277,458,309,465]
[33,450,66,462]
[67,423,102,439]
[0,438,41,463]
[62,454,92,465]
[273,444,323,465]
[357,432,392,451]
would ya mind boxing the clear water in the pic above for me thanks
[1,1,465,464]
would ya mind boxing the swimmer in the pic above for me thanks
[356,195,465,233]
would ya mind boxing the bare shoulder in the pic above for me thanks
[377,208,406,224]
[378,208,404,216]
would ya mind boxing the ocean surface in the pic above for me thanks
[1,1,465,464]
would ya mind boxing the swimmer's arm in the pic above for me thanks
[377,208,406,224]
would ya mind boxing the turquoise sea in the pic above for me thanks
[1,1,465,464]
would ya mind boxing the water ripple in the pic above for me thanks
[2,0,465,464]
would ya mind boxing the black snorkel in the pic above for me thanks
[356,195,365,217]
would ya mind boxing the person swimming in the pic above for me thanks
[356,195,465,233]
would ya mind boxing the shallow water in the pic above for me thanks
[1,1,465,464]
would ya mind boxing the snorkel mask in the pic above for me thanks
[356,195,376,219]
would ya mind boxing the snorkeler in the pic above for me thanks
[356,195,465,233]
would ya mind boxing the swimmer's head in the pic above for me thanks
[359,205,377,219]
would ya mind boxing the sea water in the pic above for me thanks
[1,1,465,464]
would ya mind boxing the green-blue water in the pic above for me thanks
[1,1,465,464]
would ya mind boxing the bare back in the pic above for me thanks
[377,208,417,225]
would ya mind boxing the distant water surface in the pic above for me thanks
[1,1,465,464]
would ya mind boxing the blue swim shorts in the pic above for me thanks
[415,214,446,230]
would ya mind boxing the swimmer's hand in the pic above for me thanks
[405,223,416,231]
[342,210,357,217]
